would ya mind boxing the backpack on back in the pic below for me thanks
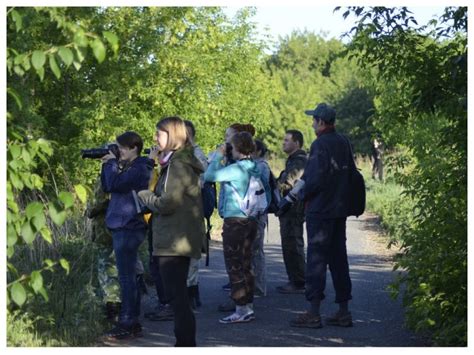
[230,173,268,218]
[266,169,281,214]
[201,181,216,266]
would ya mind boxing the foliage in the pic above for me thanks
[6,5,113,329]
[341,6,467,345]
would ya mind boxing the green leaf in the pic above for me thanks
[13,65,25,76]
[21,148,31,165]
[59,191,74,209]
[30,271,43,293]
[38,287,49,302]
[58,47,73,67]
[25,202,43,219]
[39,227,52,244]
[73,29,88,47]
[7,223,18,247]
[9,144,21,159]
[11,283,27,306]
[49,54,61,79]
[11,10,22,32]
[74,184,88,204]
[31,214,46,232]
[48,203,67,226]
[103,31,119,54]
[30,174,44,189]
[21,221,36,244]
[36,66,45,81]
[9,171,24,190]
[43,259,55,268]
[73,61,82,71]
[59,258,70,275]
[90,38,106,63]
[7,88,23,110]
[31,50,46,70]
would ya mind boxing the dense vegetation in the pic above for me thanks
[6,6,466,346]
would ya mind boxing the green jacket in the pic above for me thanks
[138,145,205,259]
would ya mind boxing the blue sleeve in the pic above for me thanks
[302,141,328,200]
[204,153,245,184]
[101,160,150,193]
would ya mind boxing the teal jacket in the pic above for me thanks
[204,152,271,218]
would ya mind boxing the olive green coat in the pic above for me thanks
[138,146,205,259]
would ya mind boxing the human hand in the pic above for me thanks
[148,146,160,161]
[101,151,116,163]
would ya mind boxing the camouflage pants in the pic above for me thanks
[222,217,258,306]
[96,245,145,304]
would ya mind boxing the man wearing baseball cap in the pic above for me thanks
[290,102,354,329]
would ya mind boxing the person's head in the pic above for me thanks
[225,123,255,143]
[283,129,303,155]
[230,132,256,160]
[253,138,268,159]
[304,102,336,136]
[184,120,196,142]
[155,116,188,152]
[116,131,143,162]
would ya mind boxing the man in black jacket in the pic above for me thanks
[276,130,307,294]
[290,103,353,329]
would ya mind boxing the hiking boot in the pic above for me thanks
[222,282,231,292]
[276,283,305,294]
[325,311,353,327]
[103,323,143,340]
[147,303,174,321]
[290,312,322,329]
[217,299,236,312]
[219,310,255,324]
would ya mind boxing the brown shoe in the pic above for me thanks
[290,312,322,328]
[276,283,305,294]
[325,311,353,327]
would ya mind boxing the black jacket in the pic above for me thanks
[302,130,352,218]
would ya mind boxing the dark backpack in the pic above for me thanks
[201,181,217,266]
[266,170,282,214]
[341,135,366,217]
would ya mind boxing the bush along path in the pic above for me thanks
[101,214,428,347]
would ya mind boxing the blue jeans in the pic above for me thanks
[305,217,352,303]
[112,229,146,328]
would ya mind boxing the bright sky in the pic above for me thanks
[223,5,447,50]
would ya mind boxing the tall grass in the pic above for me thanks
[357,155,417,246]
[7,216,108,346]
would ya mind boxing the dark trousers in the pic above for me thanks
[279,214,306,287]
[305,217,352,303]
[112,229,146,328]
[222,217,258,306]
[147,226,167,304]
[149,256,167,303]
[159,256,196,347]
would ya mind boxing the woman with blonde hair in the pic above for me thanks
[138,116,205,347]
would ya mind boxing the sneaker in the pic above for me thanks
[290,312,323,329]
[217,299,236,312]
[325,311,353,327]
[276,283,305,294]
[219,310,255,324]
[147,304,174,321]
[222,282,231,292]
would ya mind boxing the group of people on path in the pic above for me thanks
[86,102,355,346]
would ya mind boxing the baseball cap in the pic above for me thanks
[304,102,336,124]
